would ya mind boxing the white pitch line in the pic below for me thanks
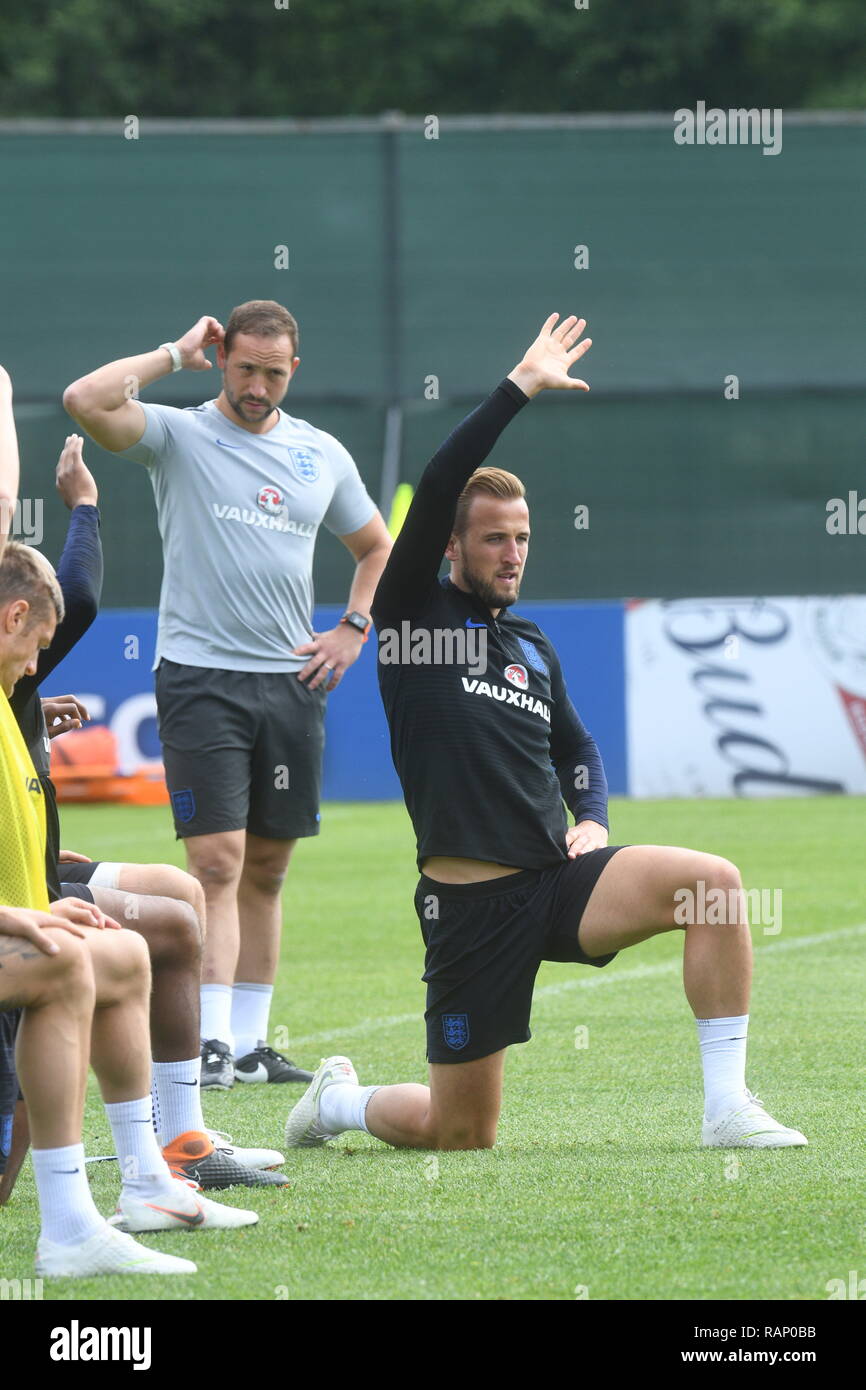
[291,1011,421,1048]
[288,922,866,1048]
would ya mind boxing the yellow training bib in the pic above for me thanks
[0,690,49,910]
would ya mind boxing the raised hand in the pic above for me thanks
[509,313,593,398]
[55,434,98,509]
[175,316,225,371]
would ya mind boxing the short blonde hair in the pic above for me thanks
[0,542,65,626]
[453,467,526,537]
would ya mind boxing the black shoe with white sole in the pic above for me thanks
[234,1043,314,1085]
[200,1038,235,1090]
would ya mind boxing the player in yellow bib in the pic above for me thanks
[0,368,260,1277]
[1,668,49,911]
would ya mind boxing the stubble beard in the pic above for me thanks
[224,381,277,426]
[460,556,521,611]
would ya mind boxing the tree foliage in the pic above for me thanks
[0,0,863,117]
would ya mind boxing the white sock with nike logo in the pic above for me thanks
[31,1143,104,1245]
[151,1058,205,1146]
[106,1097,176,1199]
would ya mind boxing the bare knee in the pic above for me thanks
[154,865,207,924]
[241,840,294,899]
[135,896,202,970]
[30,931,95,1012]
[172,898,203,961]
[241,864,287,898]
[676,854,745,930]
[92,928,152,1002]
[697,854,742,893]
[153,868,207,942]
[117,927,151,979]
[186,848,243,895]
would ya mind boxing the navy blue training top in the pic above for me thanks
[371,379,608,872]
[10,505,103,900]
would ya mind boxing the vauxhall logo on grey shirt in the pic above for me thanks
[212,482,316,536]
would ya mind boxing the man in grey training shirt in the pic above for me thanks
[64,302,392,1088]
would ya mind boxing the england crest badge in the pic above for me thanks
[518,636,548,675]
[289,447,321,484]
[171,788,196,823]
[442,1013,470,1051]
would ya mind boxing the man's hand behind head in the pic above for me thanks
[56,434,98,509]
[176,316,225,371]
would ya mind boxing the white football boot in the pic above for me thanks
[284,1056,359,1148]
[36,1221,197,1276]
[206,1128,285,1171]
[702,1091,808,1148]
[109,1176,258,1232]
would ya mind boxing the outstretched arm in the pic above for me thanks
[9,436,104,708]
[371,314,592,627]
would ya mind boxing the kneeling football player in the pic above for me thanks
[284,315,807,1155]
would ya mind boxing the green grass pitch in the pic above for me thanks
[3,796,864,1302]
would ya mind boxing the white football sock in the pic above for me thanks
[696,1014,749,1119]
[31,1144,105,1245]
[200,983,233,1051]
[232,982,273,1060]
[319,1083,380,1136]
[105,1096,175,1196]
[151,1058,205,1146]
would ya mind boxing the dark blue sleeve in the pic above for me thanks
[548,648,610,830]
[372,379,529,626]
[15,505,103,699]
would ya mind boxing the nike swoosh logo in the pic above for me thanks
[215,439,245,449]
[52,1168,80,1174]
[234,1063,269,1082]
[465,620,487,628]
[173,1079,199,1086]
[146,1202,205,1228]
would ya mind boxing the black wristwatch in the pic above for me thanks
[340,611,371,642]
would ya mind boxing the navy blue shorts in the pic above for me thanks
[416,847,623,1065]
